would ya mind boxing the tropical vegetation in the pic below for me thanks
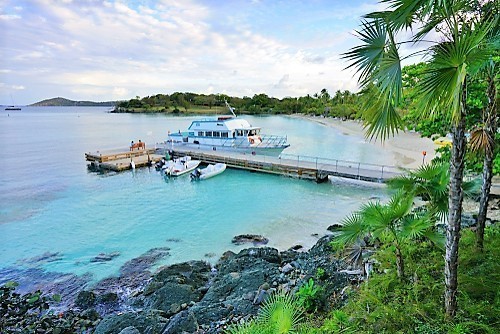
[342,0,498,317]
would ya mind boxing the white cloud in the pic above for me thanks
[1,0,381,104]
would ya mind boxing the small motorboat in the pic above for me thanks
[191,163,227,180]
[162,156,201,176]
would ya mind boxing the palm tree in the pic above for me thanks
[469,59,498,252]
[343,0,497,317]
[333,190,441,279]
[388,161,480,223]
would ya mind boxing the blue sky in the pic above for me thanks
[0,0,387,105]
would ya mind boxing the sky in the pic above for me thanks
[0,0,389,105]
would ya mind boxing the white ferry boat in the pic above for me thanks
[167,102,289,155]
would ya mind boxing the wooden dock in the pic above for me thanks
[165,146,404,183]
[85,147,164,172]
[85,144,404,182]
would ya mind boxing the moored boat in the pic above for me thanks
[5,106,21,111]
[167,101,289,155]
[162,156,201,176]
[191,163,227,180]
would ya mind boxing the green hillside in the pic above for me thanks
[30,97,118,107]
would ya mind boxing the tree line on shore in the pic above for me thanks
[116,89,362,119]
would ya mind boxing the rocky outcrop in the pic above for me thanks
[231,234,269,245]
[3,235,350,334]
[85,236,349,333]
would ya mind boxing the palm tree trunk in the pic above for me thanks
[444,85,467,318]
[395,246,404,279]
[476,74,497,252]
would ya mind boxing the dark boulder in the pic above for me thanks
[231,234,269,245]
[75,290,97,309]
[189,247,283,326]
[120,247,171,276]
[162,310,199,334]
[93,310,168,334]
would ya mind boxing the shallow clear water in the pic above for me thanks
[0,107,390,281]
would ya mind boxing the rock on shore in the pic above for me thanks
[82,235,349,333]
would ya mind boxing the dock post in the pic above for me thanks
[357,163,361,179]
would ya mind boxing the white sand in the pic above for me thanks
[293,114,500,220]
[292,114,439,169]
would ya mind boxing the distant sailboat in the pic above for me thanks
[5,95,21,111]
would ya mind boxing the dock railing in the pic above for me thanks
[278,153,404,181]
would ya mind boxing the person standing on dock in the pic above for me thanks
[130,140,134,151]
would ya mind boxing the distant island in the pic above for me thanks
[30,97,119,107]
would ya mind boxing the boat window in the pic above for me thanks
[206,131,212,137]
[213,131,220,137]
[221,132,228,138]
[195,122,200,127]
[189,132,194,136]
[244,130,248,136]
[198,131,204,136]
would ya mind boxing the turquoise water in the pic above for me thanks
[0,107,389,281]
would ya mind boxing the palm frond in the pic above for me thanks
[386,174,416,192]
[332,213,367,246]
[343,19,388,85]
[342,242,366,268]
[463,177,481,199]
[380,0,425,31]
[400,215,434,239]
[362,94,404,141]
[418,19,497,123]
[423,228,445,249]
[469,128,495,154]
[378,31,403,103]
[257,291,304,334]
[387,190,414,220]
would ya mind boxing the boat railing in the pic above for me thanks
[258,134,288,148]
[167,133,288,148]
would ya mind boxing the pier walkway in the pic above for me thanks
[164,146,404,183]
[85,147,163,172]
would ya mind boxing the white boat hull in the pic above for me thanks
[192,163,227,180]
[162,156,201,176]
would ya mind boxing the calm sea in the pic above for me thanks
[0,107,390,282]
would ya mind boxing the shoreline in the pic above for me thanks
[290,114,438,169]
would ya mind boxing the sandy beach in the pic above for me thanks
[292,114,439,169]
[294,114,499,221]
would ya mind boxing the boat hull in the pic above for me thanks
[195,163,227,180]
[164,141,289,156]
[162,157,201,176]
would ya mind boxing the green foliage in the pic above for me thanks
[332,189,442,278]
[315,267,326,280]
[296,278,323,312]
[0,282,100,333]
[225,291,308,334]
[115,89,365,118]
[314,310,355,334]
[338,227,500,333]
